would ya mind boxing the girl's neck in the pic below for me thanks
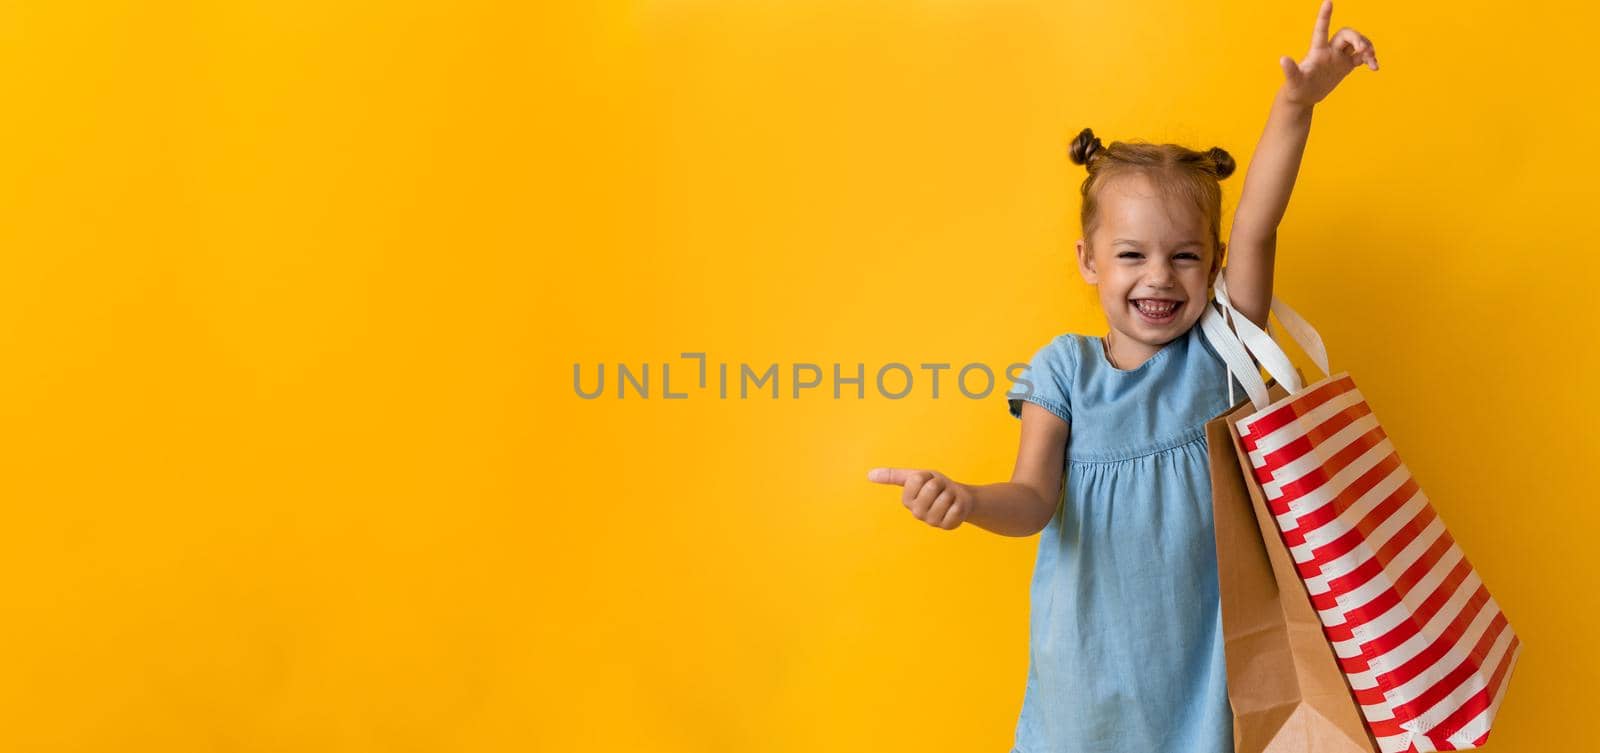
[1104,329,1163,371]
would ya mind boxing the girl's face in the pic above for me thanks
[1075,173,1223,355]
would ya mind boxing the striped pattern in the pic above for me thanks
[1236,373,1519,753]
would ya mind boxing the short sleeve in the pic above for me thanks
[1006,336,1074,423]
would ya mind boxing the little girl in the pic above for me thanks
[868,3,1379,751]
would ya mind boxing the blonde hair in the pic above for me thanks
[1068,127,1236,265]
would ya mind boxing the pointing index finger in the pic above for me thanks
[1311,0,1333,50]
[868,467,912,485]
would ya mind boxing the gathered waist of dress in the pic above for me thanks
[1067,424,1209,465]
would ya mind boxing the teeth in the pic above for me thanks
[1134,300,1179,315]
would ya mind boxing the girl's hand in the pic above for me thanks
[867,467,975,530]
[1278,0,1379,108]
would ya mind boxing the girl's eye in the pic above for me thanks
[1118,251,1199,260]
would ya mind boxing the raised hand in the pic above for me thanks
[867,467,975,530]
[1279,0,1379,107]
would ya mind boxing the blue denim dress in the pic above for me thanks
[1004,321,1245,753]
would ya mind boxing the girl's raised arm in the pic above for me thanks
[1224,0,1378,329]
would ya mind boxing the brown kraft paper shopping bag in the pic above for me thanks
[1207,379,1381,753]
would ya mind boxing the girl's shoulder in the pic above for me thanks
[1030,331,1097,372]
[1007,332,1094,421]
[1041,331,1096,351]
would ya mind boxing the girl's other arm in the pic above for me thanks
[867,401,1066,537]
[1225,0,1379,329]
[969,401,1066,536]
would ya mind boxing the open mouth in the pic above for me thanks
[1130,298,1183,324]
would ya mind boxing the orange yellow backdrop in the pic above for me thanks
[1,1,1593,750]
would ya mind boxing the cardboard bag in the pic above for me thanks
[1208,379,1380,753]
[1201,274,1519,751]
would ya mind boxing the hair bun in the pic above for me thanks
[1207,146,1236,179]
[1069,128,1103,170]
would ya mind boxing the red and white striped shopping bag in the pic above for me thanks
[1199,275,1520,753]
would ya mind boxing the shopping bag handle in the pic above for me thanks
[1200,299,1270,409]
[1214,274,1331,386]
[1202,272,1333,410]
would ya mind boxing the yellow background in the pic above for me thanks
[1,0,1593,750]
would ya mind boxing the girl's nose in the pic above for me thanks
[1146,267,1177,288]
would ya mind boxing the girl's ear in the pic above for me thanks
[1209,242,1225,283]
[1076,238,1098,284]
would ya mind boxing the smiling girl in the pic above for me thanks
[867,2,1380,750]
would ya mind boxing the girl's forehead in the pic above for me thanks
[1097,177,1208,239]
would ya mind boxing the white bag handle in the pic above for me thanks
[1213,276,1304,394]
[1202,271,1334,411]
[1199,300,1270,409]
[1262,285,1330,380]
